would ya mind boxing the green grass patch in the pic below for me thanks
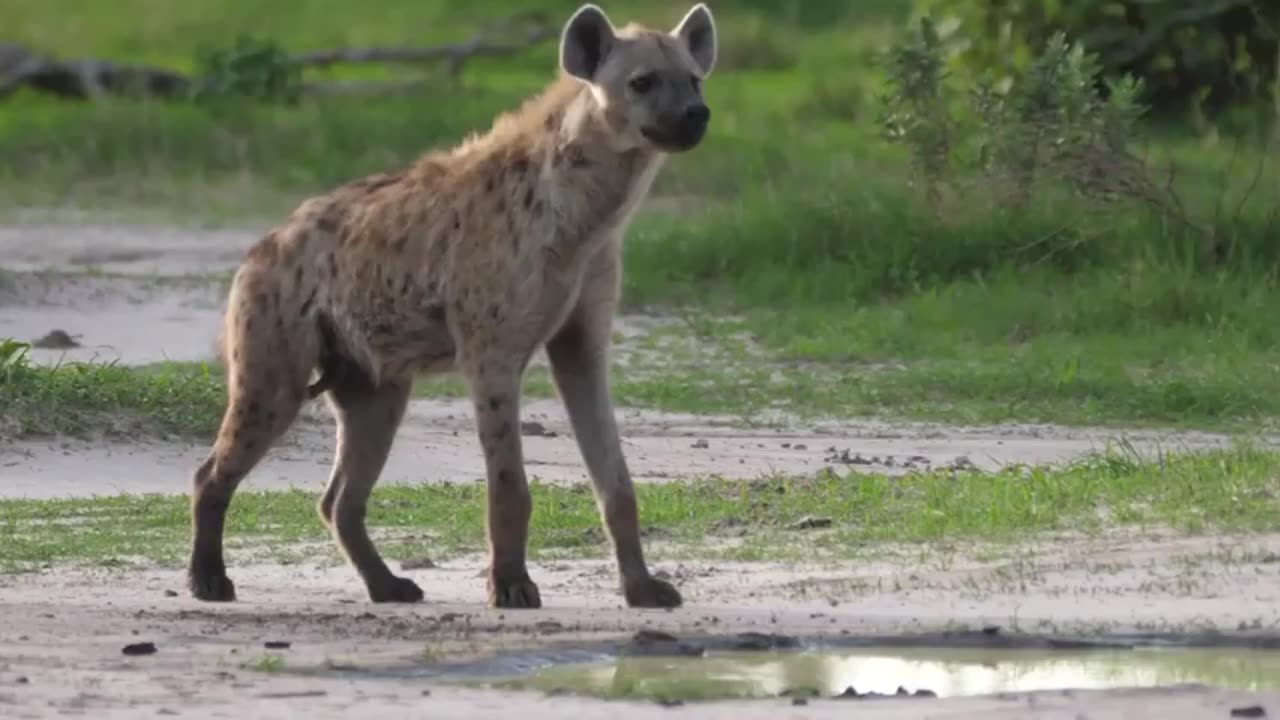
[2,445,1276,573]
[2,0,1279,435]
[0,341,223,440]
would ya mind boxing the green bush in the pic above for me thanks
[914,0,1280,118]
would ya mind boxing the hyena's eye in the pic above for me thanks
[629,73,659,94]
[690,75,701,92]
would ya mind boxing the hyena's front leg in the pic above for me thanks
[464,359,541,609]
[545,319,682,609]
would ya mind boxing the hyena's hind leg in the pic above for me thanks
[316,372,420,603]
[188,274,315,602]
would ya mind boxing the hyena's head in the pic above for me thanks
[559,3,717,153]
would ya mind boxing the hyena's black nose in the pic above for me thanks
[683,104,710,125]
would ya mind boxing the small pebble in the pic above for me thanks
[263,641,291,650]
[122,642,158,656]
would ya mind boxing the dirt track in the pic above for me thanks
[2,220,1279,718]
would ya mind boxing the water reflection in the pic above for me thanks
[483,647,1280,701]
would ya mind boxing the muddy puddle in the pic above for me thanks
[314,631,1280,704]
[459,646,1280,702]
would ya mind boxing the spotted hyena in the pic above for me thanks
[187,3,717,609]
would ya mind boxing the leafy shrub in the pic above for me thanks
[914,0,1280,117]
[190,35,303,105]
[878,18,1233,262]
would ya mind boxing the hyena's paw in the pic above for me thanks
[368,576,425,604]
[624,576,683,608]
[188,571,237,602]
[488,571,542,609]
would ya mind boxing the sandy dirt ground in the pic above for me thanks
[3,220,1279,718]
[2,532,1279,719]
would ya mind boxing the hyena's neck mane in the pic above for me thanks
[440,73,665,238]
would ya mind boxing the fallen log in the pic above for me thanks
[0,13,554,103]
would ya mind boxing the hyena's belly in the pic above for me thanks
[336,284,457,381]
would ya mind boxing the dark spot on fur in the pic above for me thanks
[299,288,317,316]
[426,302,446,322]
[349,173,400,194]
[452,213,462,232]
[328,255,339,278]
[532,200,543,217]
[495,422,511,440]
[394,232,410,251]
[512,156,529,174]
[523,186,535,210]
[293,265,304,287]
[544,114,556,131]
[485,177,495,193]
[317,214,339,234]
[495,196,505,214]
[247,400,261,415]
[488,395,504,410]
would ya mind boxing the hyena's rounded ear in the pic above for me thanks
[560,4,617,82]
[671,3,717,76]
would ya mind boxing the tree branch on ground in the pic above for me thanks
[0,12,555,103]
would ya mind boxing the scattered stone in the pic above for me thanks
[1231,707,1267,718]
[122,642,158,656]
[778,681,819,696]
[950,455,977,470]
[710,517,748,537]
[793,443,807,450]
[162,589,178,598]
[401,557,437,570]
[655,698,684,707]
[156,709,179,716]
[824,449,874,465]
[535,620,564,633]
[263,641,291,650]
[788,516,833,531]
[791,698,809,706]
[691,438,709,449]
[624,629,704,658]
[31,329,80,349]
[16,676,29,684]
[833,685,936,700]
[733,632,801,651]
[520,421,557,438]
[420,689,432,697]
[982,625,1001,636]
[255,690,328,699]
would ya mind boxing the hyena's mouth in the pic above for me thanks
[641,125,706,153]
